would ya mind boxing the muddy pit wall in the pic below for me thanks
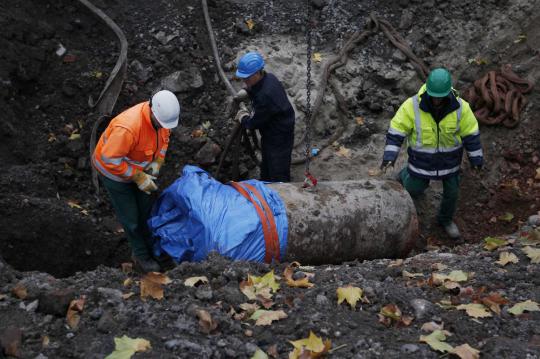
[268,179,418,264]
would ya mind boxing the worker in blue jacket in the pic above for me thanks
[381,68,484,239]
[234,51,295,182]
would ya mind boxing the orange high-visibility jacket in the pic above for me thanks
[92,101,170,183]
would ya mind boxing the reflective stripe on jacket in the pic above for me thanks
[383,84,483,180]
[92,101,170,183]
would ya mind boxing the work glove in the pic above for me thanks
[380,160,395,173]
[234,89,248,101]
[132,171,158,194]
[145,157,164,176]
[235,102,251,125]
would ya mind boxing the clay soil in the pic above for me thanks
[1,0,539,358]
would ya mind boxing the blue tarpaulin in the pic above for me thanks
[148,165,288,263]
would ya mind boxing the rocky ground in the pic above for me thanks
[1,0,539,357]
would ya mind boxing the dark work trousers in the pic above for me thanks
[99,174,155,259]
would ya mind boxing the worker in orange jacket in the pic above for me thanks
[93,90,180,273]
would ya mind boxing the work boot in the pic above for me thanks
[443,222,460,239]
[132,256,161,273]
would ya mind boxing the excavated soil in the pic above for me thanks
[1,0,539,357]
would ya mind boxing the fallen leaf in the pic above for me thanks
[536,168,540,180]
[67,200,83,210]
[513,34,527,43]
[432,263,448,271]
[452,343,480,359]
[240,271,280,301]
[191,128,205,138]
[421,321,444,332]
[251,348,268,359]
[355,116,365,125]
[11,283,27,299]
[123,278,133,287]
[69,133,81,140]
[337,285,368,309]
[105,335,151,359]
[523,246,540,263]
[336,145,352,159]
[420,330,454,353]
[239,302,260,314]
[437,299,455,309]
[496,251,519,266]
[121,263,132,274]
[508,300,540,315]
[483,237,508,251]
[430,270,468,286]
[283,264,314,288]
[184,276,209,287]
[456,303,492,318]
[196,309,218,334]
[498,212,514,222]
[245,19,255,30]
[312,52,322,63]
[289,331,331,359]
[388,259,403,267]
[66,296,85,329]
[48,133,57,143]
[402,270,424,279]
[368,167,382,177]
[42,335,50,348]
[122,292,135,300]
[250,309,288,326]
[140,272,171,300]
[480,292,509,315]
[378,304,414,327]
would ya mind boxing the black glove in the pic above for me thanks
[380,160,395,171]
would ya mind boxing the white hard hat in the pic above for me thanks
[150,90,180,129]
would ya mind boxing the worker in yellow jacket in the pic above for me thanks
[93,90,180,272]
[381,68,483,240]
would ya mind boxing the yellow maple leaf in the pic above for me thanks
[184,276,209,287]
[250,309,288,326]
[456,303,492,318]
[508,300,540,315]
[312,52,322,63]
[283,264,314,288]
[420,330,454,353]
[337,285,367,309]
[523,246,540,263]
[105,336,151,359]
[496,252,519,266]
[240,271,281,300]
[483,237,508,251]
[452,343,480,359]
[289,331,331,358]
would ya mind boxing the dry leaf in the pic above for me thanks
[498,212,514,222]
[184,276,209,287]
[123,278,133,287]
[496,252,519,266]
[196,309,218,334]
[289,331,331,359]
[191,128,205,138]
[11,283,28,299]
[480,292,508,315]
[388,259,404,267]
[355,116,365,125]
[456,303,492,318]
[69,133,81,140]
[420,330,454,353]
[239,302,260,315]
[312,53,322,63]
[378,304,413,327]
[105,335,151,359]
[250,309,288,326]
[240,271,280,301]
[283,264,314,288]
[245,19,255,30]
[67,200,83,210]
[452,343,480,359]
[336,285,368,309]
[336,145,352,159]
[42,335,50,348]
[523,246,540,263]
[66,297,85,329]
[535,167,540,180]
[121,262,132,274]
[122,292,135,300]
[251,348,268,359]
[421,321,444,332]
[368,167,382,177]
[430,270,468,286]
[402,270,424,279]
[483,237,508,251]
[508,300,540,315]
[140,272,171,301]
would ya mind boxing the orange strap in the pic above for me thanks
[229,182,280,263]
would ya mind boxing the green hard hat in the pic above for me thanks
[426,68,452,97]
